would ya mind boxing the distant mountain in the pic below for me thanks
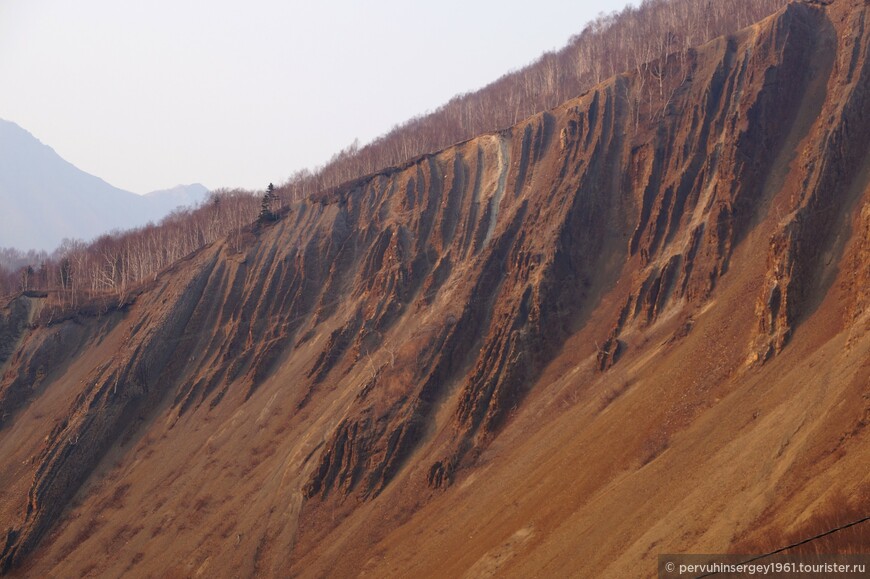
[0,119,208,251]
[144,183,210,216]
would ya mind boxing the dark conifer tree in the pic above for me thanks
[258,183,276,223]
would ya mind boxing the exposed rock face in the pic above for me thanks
[0,1,868,576]
[854,204,870,311]
[752,2,870,361]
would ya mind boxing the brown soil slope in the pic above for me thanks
[1,0,869,576]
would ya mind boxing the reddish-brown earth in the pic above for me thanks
[1,0,868,576]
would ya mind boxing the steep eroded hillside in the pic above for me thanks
[1,0,868,576]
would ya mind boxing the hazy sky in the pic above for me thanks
[1,1,634,194]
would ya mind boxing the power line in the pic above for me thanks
[695,514,870,578]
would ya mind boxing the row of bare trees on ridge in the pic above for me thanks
[0,190,260,307]
[0,0,787,306]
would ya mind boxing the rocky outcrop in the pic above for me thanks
[605,3,841,356]
[843,193,870,348]
[752,2,870,361]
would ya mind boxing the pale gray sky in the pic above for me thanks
[0,1,633,194]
